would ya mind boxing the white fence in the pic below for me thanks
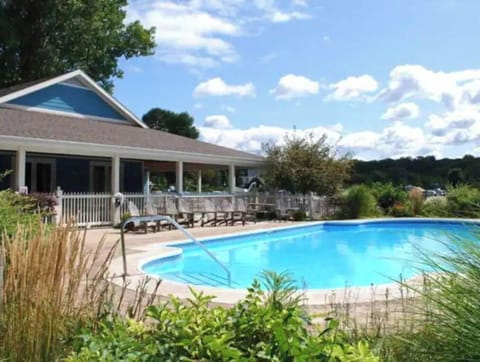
[56,189,336,227]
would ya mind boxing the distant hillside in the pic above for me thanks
[350,155,480,188]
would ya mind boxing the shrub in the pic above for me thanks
[421,196,448,217]
[292,210,307,221]
[338,185,378,219]
[446,185,480,217]
[370,182,408,214]
[390,200,414,217]
[392,228,480,361]
[67,272,379,361]
[0,224,160,362]
[0,189,40,237]
[408,188,424,216]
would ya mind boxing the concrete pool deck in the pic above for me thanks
[84,220,424,313]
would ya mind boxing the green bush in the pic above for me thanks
[292,210,307,221]
[446,185,480,217]
[67,272,379,361]
[388,228,480,361]
[389,200,414,217]
[370,182,408,214]
[0,189,41,237]
[338,185,378,219]
[421,196,448,217]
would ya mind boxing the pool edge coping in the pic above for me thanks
[109,217,479,306]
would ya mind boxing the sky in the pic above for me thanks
[113,0,480,160]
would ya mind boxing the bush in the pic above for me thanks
[292,210,307,221]
[446,185,480,217]
[408,188,424,216]
[390,200,414,217]
[390,228,480,361]
[421,196,448,217]
[370,182,408,214]
[338,185,378,219]
[0,224,161,362]
[0,189,40,237]
[67,272,379,361]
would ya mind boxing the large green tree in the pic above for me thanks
[263,134,353,195]
[0,0,155,91]
[142,108,200,139]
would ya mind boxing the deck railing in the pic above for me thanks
[55,189,336,226]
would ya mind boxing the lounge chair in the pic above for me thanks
[177,198,196,228]
[215,199,235,226]
[164,198,192,228]
[124,201,159,233]
[145,201,168,231]
[201,198,226,227]
[231,198,256,226]
[275,199,291,221]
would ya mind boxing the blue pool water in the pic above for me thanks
[141,220,479,289]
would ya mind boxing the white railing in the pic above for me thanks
[59,190,112,226]
[56,188,337,227]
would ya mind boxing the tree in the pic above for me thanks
[0,0,155,91]
[447,168,465,187]
[142,108,200,139]
[263,134,352,195]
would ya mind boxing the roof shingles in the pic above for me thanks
[0,107,263,162]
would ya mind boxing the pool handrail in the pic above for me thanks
[120,215,231,286]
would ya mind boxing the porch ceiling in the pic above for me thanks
[0,107,264,167]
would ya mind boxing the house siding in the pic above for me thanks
[7,84,127,121]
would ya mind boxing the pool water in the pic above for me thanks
[141,220,478,289]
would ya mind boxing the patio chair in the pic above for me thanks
[275,199,291,221]
[124,201,158,233]
[164,198,192,228]
[215,199,235,226]
[177,198,197,228]
[145,201,168,231]
[231,198,256,226]
[201,198,225,227]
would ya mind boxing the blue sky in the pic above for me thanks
[114,0,480,160]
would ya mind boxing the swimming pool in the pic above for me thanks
[140,219,479,290]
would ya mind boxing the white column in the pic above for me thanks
[15,147,26,191]
[144,169,151,196]
[175,161,183,193]
[228,164,235,194]
[111,155,121,225]
[197,170,202,193]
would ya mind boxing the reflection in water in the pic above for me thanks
[142,222,477,289]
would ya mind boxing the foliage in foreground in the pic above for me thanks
[375,229,480,361]
[68,272,378,362]
[0,222,160,362]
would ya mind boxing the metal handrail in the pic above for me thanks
[119,215,231,286]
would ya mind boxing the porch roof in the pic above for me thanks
[0,107,264,167]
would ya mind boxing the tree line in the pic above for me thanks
[351,155,480,188]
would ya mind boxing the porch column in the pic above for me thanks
[175,161,183,193]
[228,164,235,194]
[111,155,121,225]
[15,147,26,192]
[197,170,202,193]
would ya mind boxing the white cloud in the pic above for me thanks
[378,64,480,109]
[270,74,320,100]
[271,11,310,22]
[199,123,342,154]
[326,75,378,101]
[222,105,236,113]
[126,0,311,68]
[204,115,234,129]
[194,77,255,97]
[381,102,420,121]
